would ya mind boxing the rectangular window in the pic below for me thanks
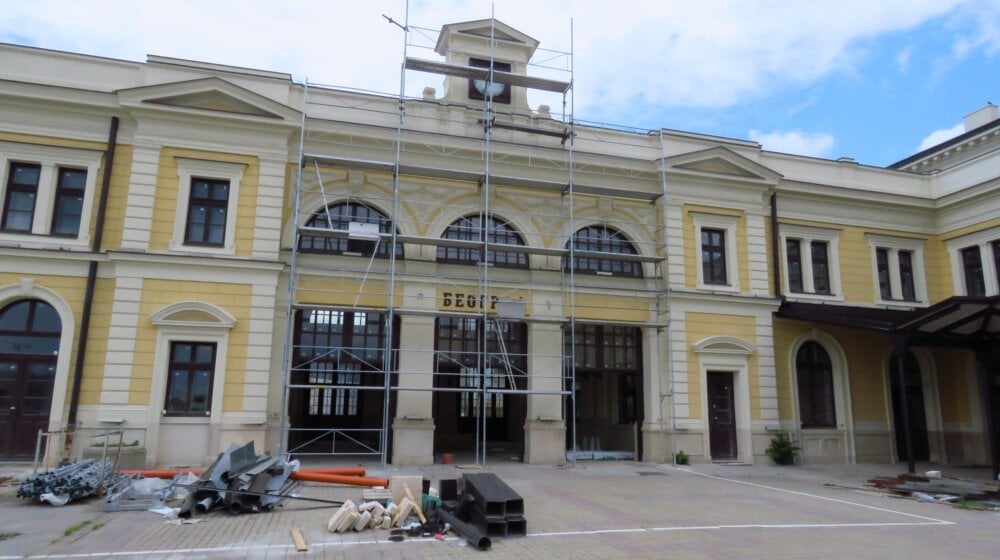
[50,168,87,236]
[876,248,892,300]
[961,246,986,296]
[701,228,727,285]
[2,163,41,232]
[164,341,216,415]
[184,178,230,246]
[898,250,916,301]
[811,241,830,294]
[786,239,803,293]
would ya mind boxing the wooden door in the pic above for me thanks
[890,354,930,462]
[708,371,737,460]
[0,358,56,458]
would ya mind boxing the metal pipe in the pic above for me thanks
[770,193,781,298]
[438,508,491,551]
[196,496,216,513]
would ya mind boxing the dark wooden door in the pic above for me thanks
[0,358,56,458]
[890,355,930,462]
[708,371,737,460]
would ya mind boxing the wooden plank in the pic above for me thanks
[403,484,427,525]
[290,528,308,552]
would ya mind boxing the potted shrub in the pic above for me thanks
[765,434,800,465]
[674,450,690,465]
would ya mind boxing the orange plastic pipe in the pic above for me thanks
[290,471,388,487]
[121,467,368,479]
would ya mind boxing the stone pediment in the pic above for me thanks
[116,77,299,122]
[665,146,782,185]
[435,19,540,55]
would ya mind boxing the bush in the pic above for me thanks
[674,450,689,465]
[765,434,800,465]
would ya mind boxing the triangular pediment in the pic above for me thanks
[149,90,278,117]
[117,77,300,123]
[436,19,540,55]
[665,146,782,185]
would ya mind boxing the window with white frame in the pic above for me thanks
[867,234,927,305]
[780,225,842,299]
[170,158,244,255]
[945,228,1000,297]
[692,212,740,291]
[0,142,102,247]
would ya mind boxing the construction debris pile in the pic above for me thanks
[326,472,526,551]
[866,471,1000,509]
[17,459,131,505]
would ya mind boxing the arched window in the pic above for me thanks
[564,226,642,277]
[299,202,402,258]
[796,341,835,428]
[437,215,527,268]
[0,299,61,457]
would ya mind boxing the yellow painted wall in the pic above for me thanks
[149,148,260,256]
[684,312,758,419]
[568,293,648,322]
[295,276,400,309]
[97,145,134,251]
[78,278,114,405]
[131,279,252,412]
[772,318,893,424]
[834,226,874,303]
[681,205,747,291]
[930,347,972,424]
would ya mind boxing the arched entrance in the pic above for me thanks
[889,351,930,462]
[0,299,61,458]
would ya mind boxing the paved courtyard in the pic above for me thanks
[1,460,997,559]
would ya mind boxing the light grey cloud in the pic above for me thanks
[749,129,835,158]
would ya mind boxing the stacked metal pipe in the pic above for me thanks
[17,459,129,504]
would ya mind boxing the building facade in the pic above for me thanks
[0,19,997,471]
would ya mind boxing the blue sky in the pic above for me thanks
[2,0,998,166]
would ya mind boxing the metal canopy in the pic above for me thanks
[405,57,571,93]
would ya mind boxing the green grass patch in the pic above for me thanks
[63,520,92,537]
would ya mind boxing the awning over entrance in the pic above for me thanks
[775,295,1000,477]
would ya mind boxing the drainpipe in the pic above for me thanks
[770,193,781,299]
[65,117,119,449]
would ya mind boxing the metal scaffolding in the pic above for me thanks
[278,8,670,466]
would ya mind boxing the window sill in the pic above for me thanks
[697,283,740,293]
[785,292,843,303]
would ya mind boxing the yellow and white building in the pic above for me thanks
[0,19,997,473]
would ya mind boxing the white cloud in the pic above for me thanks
[0,0,992,124]
[748,129,835,158]
[916,122,965,151]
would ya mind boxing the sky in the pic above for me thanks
[2,0,999,167]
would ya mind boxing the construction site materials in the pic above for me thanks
[866,472,1000,509]
[439,507,491,551]
[17,459,130,505]
[121,466,367,479]
[461,472,526,536]
[290,528,308,552]
[290,471,389,487]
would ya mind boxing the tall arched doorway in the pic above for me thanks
[0,299,61,458]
